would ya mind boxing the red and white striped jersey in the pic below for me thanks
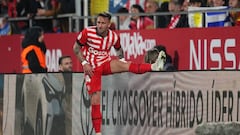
[76,26,121,68]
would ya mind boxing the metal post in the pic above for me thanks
[84,0,88,27]
[75,0,81,32]
[69,17,72,32]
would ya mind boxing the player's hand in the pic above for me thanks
[36,9,46,16]
[83,64,94,77]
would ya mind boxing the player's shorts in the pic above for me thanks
[85,61,112,94]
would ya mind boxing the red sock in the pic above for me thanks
[91,104,102,133]
[129,63,151,74]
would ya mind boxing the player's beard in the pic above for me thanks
[97,28,108,37]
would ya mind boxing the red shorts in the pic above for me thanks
[85,61,112,94]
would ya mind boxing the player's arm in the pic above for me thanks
[73,41,85,63]
[114,35,124,59]
[73,41,94,76]
[73,29,89,63]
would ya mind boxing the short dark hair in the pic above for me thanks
[24,26,44,41]
[189,0,203,4]
[131,4,145,13]
[22,26,44,48]
[58,55,71,65]
[154,45,166,52]
[171,0,185,5]
[97,12,112,20]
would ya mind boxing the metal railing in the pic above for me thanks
[6,7,240,33]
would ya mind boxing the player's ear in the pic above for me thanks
[108,23,111,28]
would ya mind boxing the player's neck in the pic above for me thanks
[97,30,109,37]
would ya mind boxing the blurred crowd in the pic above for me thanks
[0,0,75,35]
[114,0,240,30]
[0,0,240,35]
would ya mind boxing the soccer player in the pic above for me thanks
[73,12,166,135]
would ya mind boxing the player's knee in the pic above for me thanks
[91,92,101,105]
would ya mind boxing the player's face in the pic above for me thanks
[96,16,111,36]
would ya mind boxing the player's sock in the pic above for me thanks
[129,63,152,74]
[91,104,102,133]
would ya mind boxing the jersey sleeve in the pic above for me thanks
[76,28,88,46]
[113,35,121,50]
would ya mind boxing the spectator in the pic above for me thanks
[7,0,17,17]
[189,0,204,7]
[116,7,131,30]
[229,0,240,26]
[0,0,8,15]
[58,55,72,135]
[206,0,214,6]
[58,55,73,72]
[54,0,75,32]
[167,0,189,28]
[15,0,30,33]
[0,15,20,35]
[58,0,75,14]
[129,4,154,29]
[159,1,170,11]
[16,0,57,33]
[36,0,59,17]
[145,0,160,20]
[183,0,190,11]
[35,0,60,32]
[36,0,76,32]
[21,26,47,73]
[156,1,171,28]
[212,0,228,6]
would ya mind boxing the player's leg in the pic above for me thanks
[90,91,102,135]
[110,59,150,73]
[110,50,167,73]
[85,67,102,134]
